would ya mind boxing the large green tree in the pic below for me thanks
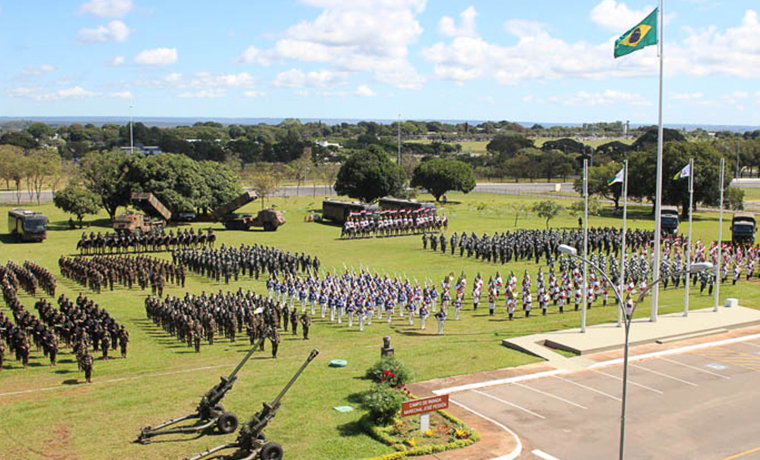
[79,150,132,220]
[53,186,101,226]
[334,146,406,202]
[410,158,476,201]
[574,161,624,209]
[533,200,563,228]
[486,134,534,157]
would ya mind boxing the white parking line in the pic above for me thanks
[741,342,760,349]
[658,356,731,379]
[472,389,546,419]
[631,363,698,387]
[553,375,621,402]
[448,399,523,460]
[512,382,588,410]
[532,448,563,460]
[593,370,664,394]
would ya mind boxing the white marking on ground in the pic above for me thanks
[658,356,731,379]
[631,363,698,387]
[532,449,563,460]
[740,341,760,349]
[448,399,523,460]
[512,382,587,410]
[593,370,664,394]
[433,369,565,396]
[472,389,546,419]
[553,375,621,402]
[0,364,229,398]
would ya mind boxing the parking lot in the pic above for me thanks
[450,338,760,460]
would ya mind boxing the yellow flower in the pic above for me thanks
[423,429,435,437]
[405,438,418,447]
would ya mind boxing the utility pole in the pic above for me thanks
[129,99,134,155]
[397,113,402,166]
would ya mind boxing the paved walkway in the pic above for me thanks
[503,305,760,369]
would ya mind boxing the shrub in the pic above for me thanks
[366,357,414,387]
[361,383,407,426]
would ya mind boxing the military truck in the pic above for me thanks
[8,209,48,242]
[321,199,377,225]
[731,212,756,245]
[660,206,680,236]
[113,192,172,235]
[211,191,285,231]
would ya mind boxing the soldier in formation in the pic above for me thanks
[341,208,447,239]
[173,243,319,283]
[58,255,184,294]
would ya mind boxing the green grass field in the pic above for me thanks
[1,192,758,460]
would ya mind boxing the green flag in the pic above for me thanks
[614,8,658,58]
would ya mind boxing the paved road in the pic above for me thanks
[451,337,760,460]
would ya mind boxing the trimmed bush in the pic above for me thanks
[361,384,407,426]
[366,357,414,387]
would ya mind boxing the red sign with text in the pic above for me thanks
[401,395,449,417]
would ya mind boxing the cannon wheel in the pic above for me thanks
[216,412,239,434]
[263,222,275,232]
[259,442,283,460]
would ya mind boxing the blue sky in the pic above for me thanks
[1,0,759,125]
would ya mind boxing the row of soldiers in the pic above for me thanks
[172,243,320,283]
[3,261,39,297]
[22,260,56,297]
[58,255,185,295]
[76,228,216,254]
[341,209,447,239]
[144,289,312,358]
[422,227,657,265]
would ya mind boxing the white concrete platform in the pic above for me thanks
[502,306,760,370]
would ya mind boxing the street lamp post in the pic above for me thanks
[557,244,712,460]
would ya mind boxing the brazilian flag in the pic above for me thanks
[614,8,658,58]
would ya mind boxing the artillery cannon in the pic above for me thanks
[182,348,319,460]
[136,345,258,444]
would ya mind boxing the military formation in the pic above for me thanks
[76,228,216,254]
[341,208,448,239]
[58,255,185,295]
[1,257,128,381]
[422,227,657,265]
[172,243,320,283]
[144,289,309,358]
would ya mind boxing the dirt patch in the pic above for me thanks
[39,424,78,460]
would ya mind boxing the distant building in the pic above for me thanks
[316,140,341,149]
[120,145,163,155]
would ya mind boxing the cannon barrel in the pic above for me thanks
[243,349,319,438]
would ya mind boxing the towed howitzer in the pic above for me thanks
[136,345,258,444]
[182,348,320,460]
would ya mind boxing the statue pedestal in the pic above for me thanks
[381,347,394,358]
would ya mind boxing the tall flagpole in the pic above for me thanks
[714,157,725,312]
[618,160,628,328]
[651,0,665,322]
[684,158,694,316]
[582,159,589,333]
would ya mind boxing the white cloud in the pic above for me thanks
[238,0,426,89]
[23,65,56,75]
[10,85,101,101]
[273,68,348,89]
[178,89,226,99]
[78,0,133,18]
[439,6,477,37]
[109,55,126,66]
[134,48,177,66]
[422,8,760,86]
[590,0,653,31]
[79,20,131,43]
[564,89,651,106]
[295,89,309,97]
[355,84,376,97]
[521,95,533,102]
[671,92,703,100]
[243,91,265,98]
[238,46,273,66]
[109,90,132,98]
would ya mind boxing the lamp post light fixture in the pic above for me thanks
[557,243,712,459]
